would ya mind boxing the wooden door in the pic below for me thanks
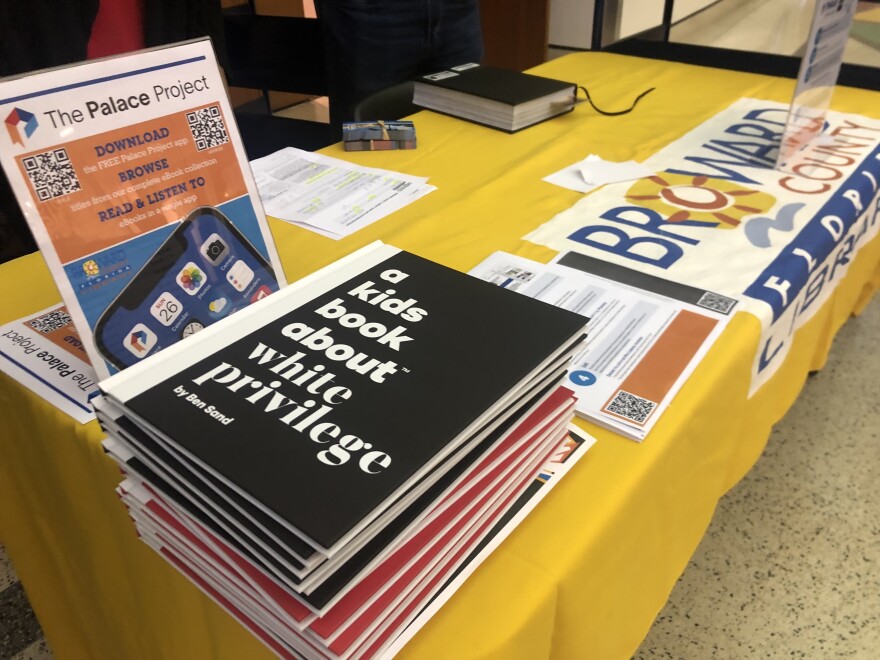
[480,0,551,70]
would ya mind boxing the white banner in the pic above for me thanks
[526,98,880,393]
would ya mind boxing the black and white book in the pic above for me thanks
[98,241,591,658]
[99,241,587,557]
[108,406,590,660]
[97,380,570,610]
[413,63,577,132]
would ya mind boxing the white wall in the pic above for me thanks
[619,0,665,41]
[548,0,596,49]
[548,0,718,49]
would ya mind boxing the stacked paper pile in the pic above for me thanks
[95,241,590,659]
[250,148,436,240]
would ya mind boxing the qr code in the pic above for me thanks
[22,148,81,201]
[697,291,737,315]
[27,309,72,334]
[186,105,229,151]
[605,390,657,425]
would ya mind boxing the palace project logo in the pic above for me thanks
[5,107,38,146]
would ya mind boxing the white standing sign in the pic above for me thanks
[0,39,285,379]
[0,304,98,423]
[776,0,859,172]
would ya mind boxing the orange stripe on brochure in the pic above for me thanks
[603,310,717,425]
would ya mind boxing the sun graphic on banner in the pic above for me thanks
[624,173,776,229]
[83,260,100,277]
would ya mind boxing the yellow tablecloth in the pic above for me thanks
[2,52,879,659]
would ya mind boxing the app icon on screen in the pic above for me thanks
[124,323,157,359]
[208,297,229,317]
[150,291,183,327]
[200,233,230,266]
[227,260,254,292]
[250,285,272,303]
[176,262,205,296]
[181,320,205,338]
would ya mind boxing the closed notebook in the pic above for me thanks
[413,63,577,132]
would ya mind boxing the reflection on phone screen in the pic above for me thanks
[95,206,278,371]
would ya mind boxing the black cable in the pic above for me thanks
[577,85,656,116]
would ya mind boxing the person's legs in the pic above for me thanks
[0,171,37,263]
[318,0,431,135]
[317,0,483,137]
[422,0,483,73]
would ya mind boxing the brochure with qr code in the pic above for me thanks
[0,38,285,380]
[0,303,98,423]
[470,251,736,441]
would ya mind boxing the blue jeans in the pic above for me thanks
[317,0,483,134]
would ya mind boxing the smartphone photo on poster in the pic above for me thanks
[94,205,279,371]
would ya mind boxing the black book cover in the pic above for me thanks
[299,382,568,611]
[102,243,587,552]
[416,65,575,107]
[103,435,307,587]
[108,411,316,577]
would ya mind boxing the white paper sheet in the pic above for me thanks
[251,147,436,239]
[579,158,652,187]
[470,252,734,441]
[544,154,651,193]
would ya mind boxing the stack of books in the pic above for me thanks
[95,242,590,658]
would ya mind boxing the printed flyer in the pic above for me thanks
[0,39,285,379]
[470,251,733,440]
[0,303,98,423]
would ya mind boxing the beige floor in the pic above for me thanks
[633,2,880,657]
[634,294,880,657]
[671,0,880,66]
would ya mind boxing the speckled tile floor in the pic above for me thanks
[0,548,51,659]
[635,293,880,658]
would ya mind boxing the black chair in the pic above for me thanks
[233,110,334,159]
[223,4,335,156]
[352,81,419,122]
